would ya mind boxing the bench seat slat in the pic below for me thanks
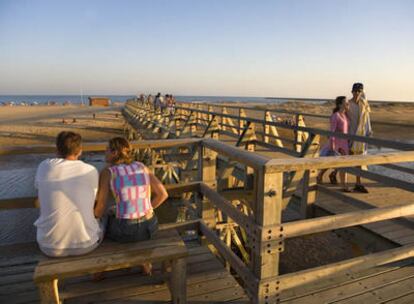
[34,230,187,283]
[36,230,179,266]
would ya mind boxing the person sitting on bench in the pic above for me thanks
[94,137,168,274]
[34,131,104,257]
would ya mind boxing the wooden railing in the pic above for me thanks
[2,138,414,302]
[123,98,414,186]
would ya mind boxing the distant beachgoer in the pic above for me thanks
[94,137,168,274]
[147,94,153,107]
[348,82,372,193]
[317,96,350,192]
[154,93,162,111]
[159,94,166,112]
[34,131,103,257]
[167,94,175,115]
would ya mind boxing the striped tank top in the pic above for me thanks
[108,162,152,219]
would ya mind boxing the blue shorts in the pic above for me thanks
[106,214,158,243]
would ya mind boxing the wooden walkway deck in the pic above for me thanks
[0,240,248,304]
[3,238,414,303]
[281,258,414,303]
[315,178,414,247]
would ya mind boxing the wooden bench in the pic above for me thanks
[33,229,188,304]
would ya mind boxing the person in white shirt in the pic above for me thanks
[34,131,103,257]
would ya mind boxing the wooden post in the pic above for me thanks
[37,279,59,304]
[263,110,270,143]
[208,105,213,121]
[283,134,320,216]
[294,114,308,152]
[251,169,284,303]
[265,111,284,148]
[221,107,227,131]
[170,258,187,304]
[197,142,217,228]
[298,135,319,218]
[236,121,257,152]
[239,108,246,136]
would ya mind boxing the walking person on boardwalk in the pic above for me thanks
[94,137,168,275]
[317,96,351,192]
[348,82,372,193]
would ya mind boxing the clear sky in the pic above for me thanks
[0,0,413,101]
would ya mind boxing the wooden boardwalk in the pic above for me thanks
[2,238,414,303]
[2,100,414,303]
[0,240,248,304]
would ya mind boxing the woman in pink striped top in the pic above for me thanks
[94,137,168,273]
[317,96,350,192]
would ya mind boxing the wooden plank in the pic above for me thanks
[282,261,414,303]
[274,243,414,293]
[199,221,257,289]
[61,247,222,300]
[380,163,414,175]
[202,138,270,170]
[266,151,414,173]
[334,274,414,304]
[0,280,37,296]
[280,259,414,302]
[200,182,255,231]
[0,271,33,286]
[384,291,414,304]
[37,279,59,304]
[34,234,187,282]
[342,167,414,193]
[35,230,178,265]
[0,290,39,304]
[282,202,414,239]
[170,257,187,304]
[99,277,243,304]
[65,259,243,303]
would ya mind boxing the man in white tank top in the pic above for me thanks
[34,131,103,257]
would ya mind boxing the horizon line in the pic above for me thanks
[0,93,413,103]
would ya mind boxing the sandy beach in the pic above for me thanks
[0,105,124,146]
[0,105,124,169]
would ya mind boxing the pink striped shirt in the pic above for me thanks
[108,162,152,219]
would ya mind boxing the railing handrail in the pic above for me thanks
[173,104,414,150]
[265,150,414,172]
[176,100,414,129]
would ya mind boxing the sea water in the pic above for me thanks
[0,95,328,105]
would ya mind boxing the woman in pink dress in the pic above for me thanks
[317,96,351,192]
